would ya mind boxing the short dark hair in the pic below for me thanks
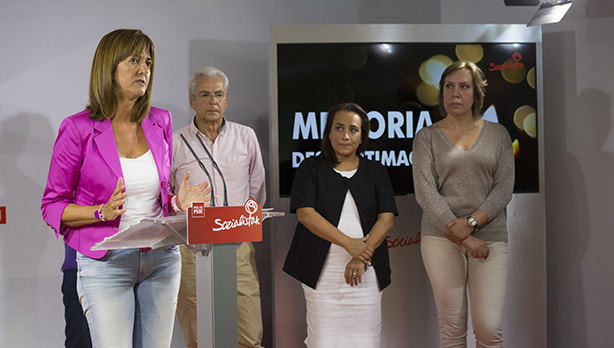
[87,29,155,122]
[321,102,370,165]
[438,60,487,119]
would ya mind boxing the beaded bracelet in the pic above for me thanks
[171,195,181,212]
[94,204,106,221]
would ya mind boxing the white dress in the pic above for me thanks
[302,168,383,348]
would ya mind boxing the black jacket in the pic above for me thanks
[283,155,398,290]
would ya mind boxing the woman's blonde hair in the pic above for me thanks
[87,29,155,122]
[438,60,487,119]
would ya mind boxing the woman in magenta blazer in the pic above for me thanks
[41,29,209,348]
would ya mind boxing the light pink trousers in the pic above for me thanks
[421,236,508,348]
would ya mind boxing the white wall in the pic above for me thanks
[1,0,611,347]
[541,7,614,348]
[441,0,614,347]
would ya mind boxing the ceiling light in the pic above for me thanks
[504,0,539,5]
[527,1,573,26]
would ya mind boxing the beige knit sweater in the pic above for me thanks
[412,121,515,242]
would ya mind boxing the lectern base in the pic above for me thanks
[196,243,238,348]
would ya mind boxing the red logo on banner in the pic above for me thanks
[0,206,5,224]
[187,199,262,244]
[191,202,206,218]
[489,51,525,71]
[386,232,421,249]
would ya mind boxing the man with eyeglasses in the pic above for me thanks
[170,66,266,348]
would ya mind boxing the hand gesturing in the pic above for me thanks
[175,171,212,211]
[100,177,127,221]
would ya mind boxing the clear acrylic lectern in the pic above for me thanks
[92,209,284,348]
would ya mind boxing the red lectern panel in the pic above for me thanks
[187,198,262,244]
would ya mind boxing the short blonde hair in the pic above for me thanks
[87,29,155,122]
[438,60,488,119]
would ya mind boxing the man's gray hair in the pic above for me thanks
[187,66,229,96]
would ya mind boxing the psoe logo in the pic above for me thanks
[489,51,525,71]
[212,199,261,232]
[0,206,6,224]
[191,202,206,218]
[244,198,259,215]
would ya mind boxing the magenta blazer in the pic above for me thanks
[41,107,174,259]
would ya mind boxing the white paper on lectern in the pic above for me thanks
[90,214,187,251]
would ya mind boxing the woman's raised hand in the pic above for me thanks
[175,171,211,211]
[100,177,127,221]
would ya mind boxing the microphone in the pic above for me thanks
[179,133,216,207]
[194,132,229,207]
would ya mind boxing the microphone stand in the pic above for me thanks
[195,132,229,207]
[179,133,216,207]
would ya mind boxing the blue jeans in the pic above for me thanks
[77,247,181,348]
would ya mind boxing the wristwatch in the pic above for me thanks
[467,216,478,231]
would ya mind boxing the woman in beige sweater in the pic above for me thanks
[412,61,515,348]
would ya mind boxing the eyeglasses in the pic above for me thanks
[196,91,226,101]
